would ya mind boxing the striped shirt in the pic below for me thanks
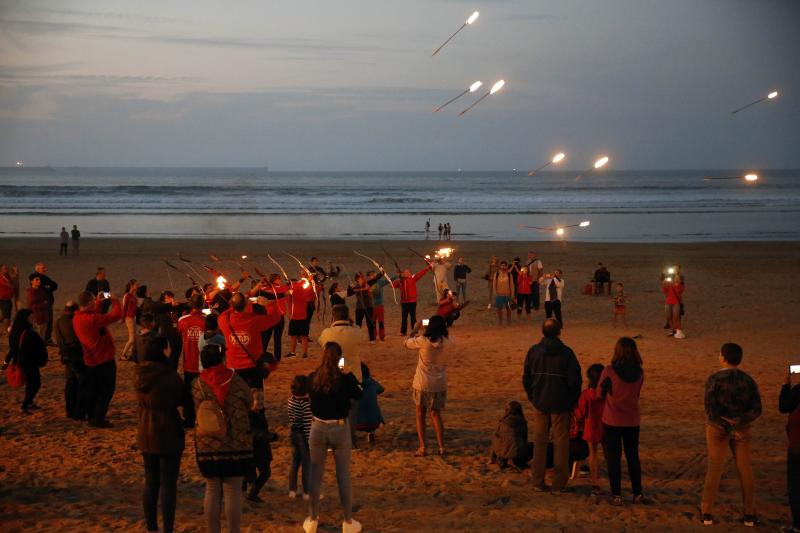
[287,395,312,442]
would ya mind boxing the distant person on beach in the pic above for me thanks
[59,227,69,256]
[525,251,544,311]
[73,290,122,428]
[70,225,80,256]
[54,301,85,420]
[438,223,443,239]
[85,267,110,297]
[522,319,582,493]
[453,257,471,302]
[663,272,685,339]
[405,315,451,457]
[574,363,605,493]
[193,344,253,533]
[613,283,627,327]
[304,342,363,533]
[425,219,431,239]
[29,262,58,344]
[485,256,499,309]
[0,264,18,335]
[779,368,800,533]
[599,338,645,505]
[26,274,49,339]
[136,336,184,533]
[700,343,761,527]
[594,263,612,296]
[287,374,312,500]
[120,279,139,361]
[541,269,564,326]
[492,261,515,325]
[391,264,431,335]
[3,309,48,413]
[444,222,451,240]
[318,305,363,446]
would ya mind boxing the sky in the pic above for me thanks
[0,0,798,170]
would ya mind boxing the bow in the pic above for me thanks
[283,251,317,300]
[380,243,401,273]
[353,250,398,304]
[267,253,293,318]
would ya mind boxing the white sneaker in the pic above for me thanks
[342,519,362,533]
[674,330,686,339]
[303,517,319,533]
[289,490,297,499]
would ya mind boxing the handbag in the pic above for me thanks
[196,378,229,438]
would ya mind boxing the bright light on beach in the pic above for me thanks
[490,80,505,94]
[579,220,591,227]
[745,173,759,182]
[435,247,454,258]
[556,228,565,236]
[216,275,227,290]
[469,81,483,92]
[594,156,609,169]
[768,91,778,99]
[241,255,247,259]
[466,11,479,24]
[552,152,566,164]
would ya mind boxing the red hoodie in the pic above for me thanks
[218,303,281,370]
[662,282,684,305]
[391,267,430,304]
[178,311,205,373]
[73,299,122,367]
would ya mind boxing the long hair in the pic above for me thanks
[125,279,137,293]
[423,315,448,343]
[9,309,34,351]
[611,337,643,367]
[311,342,344,394]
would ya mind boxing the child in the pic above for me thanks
[613,283,627,327]
[356,363,385,443]
[490,401,533,471]
[287,375,312,499]
[575,364,606,494]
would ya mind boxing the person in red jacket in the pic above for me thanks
[26,275,50,339]
[391,265,431,335]
[662,273,685,339]
[515,266,535,323]
[177,294,206,426]
[287,278,314,358]
[73,290,122,428]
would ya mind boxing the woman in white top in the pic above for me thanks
[404,315,451,457]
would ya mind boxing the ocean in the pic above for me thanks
[1,167,799,242]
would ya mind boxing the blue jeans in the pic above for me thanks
[289,430,310,493]
[455,279,467,301]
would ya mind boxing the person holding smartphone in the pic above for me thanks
[85,267,111,297]
[780,365,800,533]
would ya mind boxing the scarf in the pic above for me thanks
[200,365,235,405]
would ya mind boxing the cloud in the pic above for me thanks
[33,7,182,24]
[0,18,127,35]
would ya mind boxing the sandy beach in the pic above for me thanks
[1,237,799,532]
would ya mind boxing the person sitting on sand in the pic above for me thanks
[405,315,451,457]
[303,342,363,533]
[356,362,385,443]
[491,401,532,470]
[136,336,185,533]
[700,343,761,527]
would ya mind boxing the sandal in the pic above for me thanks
[414,447,426,457]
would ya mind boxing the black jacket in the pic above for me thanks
[54,312,83,366]
[522,337,582,414]
[85,278,111,297]
[6,327,48,369]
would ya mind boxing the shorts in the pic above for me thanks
[288,318,309,337]
[0,300,11,320]
[494,296,510,309]
[412,388,446,410]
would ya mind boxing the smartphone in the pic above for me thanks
[338,357,345,369]
[201,308,212,316]
[248,297,257,302]
[422,319,430,326]
[791,364,800,375]
[102,291,111,298]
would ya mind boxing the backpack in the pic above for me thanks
[196,380,228,439]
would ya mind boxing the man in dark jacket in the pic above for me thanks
[780,370,800,533]
[29,262,58,345]
[522,319,582,492]
[54,301,85,420]
[85,267,111,297]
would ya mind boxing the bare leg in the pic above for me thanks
[290,336,298,354]
[589,442,600,486]
[430,409,445,452]
[415,404,427,453]
[301,336,308,355]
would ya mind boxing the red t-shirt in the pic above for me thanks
[73,299,122,367]
[290,282,313,321]
[177,311,205,372]
[122,293,138,318]
[218,304,281,370]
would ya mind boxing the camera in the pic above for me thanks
[102,292,111,299]
[338,357,345,369]
[422,319,430,326]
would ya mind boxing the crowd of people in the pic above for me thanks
[1,247,797,532]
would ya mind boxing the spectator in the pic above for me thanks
[3,309,48,413]
[599,338,645,505]
[613,283,627,327]
[700,342,761,527]
[29,262,58,345]
[59,227,69,256]
[490,401,532,470]
[54,301,85,420]
[177,294,206,427]
[26,275,49,339]
[485,256,499,309]
[541,269,564,326]
[193,344,253,533]
[136,336,185,533]
[356,362,385,443]
[303,342,363,533]
[287,374,312,500]
[525,251,544,311]
[594,263,612,296]
[453,257,471,302]
[515,266,535,323]
[575,363,605,493]
[492,261,515,325]
[73,290,122,428]
[779,369,800,533]
[522,319,582,492]
[0,264,17,336]
[405,315,452,457]
[70,225,81,256]
[120,279,139,360]
[85,267,111,297]
[663,273,685,339]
